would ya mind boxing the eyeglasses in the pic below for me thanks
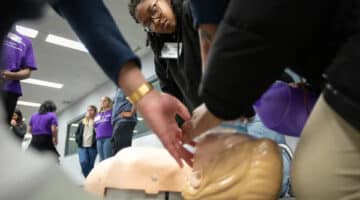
[144,0,162,32]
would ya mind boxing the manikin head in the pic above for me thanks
[183,131,283,200]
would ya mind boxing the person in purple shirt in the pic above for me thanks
[1,28,37,124]
[94,96,113,161]
[29,100,60,161]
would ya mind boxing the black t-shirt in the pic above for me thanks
[149,0,203,112]
[200,0,360,130]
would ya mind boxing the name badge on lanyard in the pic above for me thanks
[160,42,182,59]
[94,115,101,122]
[7,32,22,43]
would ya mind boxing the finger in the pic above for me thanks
[173,127,194,167]
[181,121,192,132]
[173,138,193,167]
[186,140,197,147]
[163,137,183,168]
[175,98,191,121]
[181,121,195,142]
[176,131,184,144]
[178,146,194,167]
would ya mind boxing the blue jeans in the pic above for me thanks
[222,114,290,197]
[96,138,112,161]
[78,147,97,177]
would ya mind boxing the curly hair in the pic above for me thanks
[128,0,144,23]
[39,100,57,114]
[14,109,24,123]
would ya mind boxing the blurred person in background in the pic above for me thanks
[75,105,98,177]
[94,96,113,161]
[28,100,59,162]
[9,108,27,141]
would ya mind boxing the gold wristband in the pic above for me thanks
[126,82,154,105]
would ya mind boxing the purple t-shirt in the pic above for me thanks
[94,109,113,139]
[1,31,37,95]
[29,112,58,136]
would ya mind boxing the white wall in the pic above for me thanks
[57,51,156,184]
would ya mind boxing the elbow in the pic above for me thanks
[23,71,31,79]
[20,68,32,80]
[25,73,31,79]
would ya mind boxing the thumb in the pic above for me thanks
[175,98,191,121]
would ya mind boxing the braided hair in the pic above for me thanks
[128,0,143,23]
[128,0,184,57]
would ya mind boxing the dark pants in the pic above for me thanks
[30,134,60,162]
[1,91,19,124]
[111,121,137,155]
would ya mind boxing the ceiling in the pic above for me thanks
[14,1,148,121]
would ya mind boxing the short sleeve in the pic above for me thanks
[22,38,37,70]
[50,114,58,126]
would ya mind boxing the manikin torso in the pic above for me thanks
[85,131,282,200]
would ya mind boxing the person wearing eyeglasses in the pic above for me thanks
[128,0,202,113]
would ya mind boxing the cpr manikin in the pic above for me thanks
[182,131,283,200]
[85,131,282,199]
[85,146,192,198]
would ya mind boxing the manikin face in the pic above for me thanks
[135,0,177,33]
[182,131,283,200]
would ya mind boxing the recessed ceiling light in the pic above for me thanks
[17,100,41,108]
[45,34,88,52]
[21,78,64,89]
[137,117,143,121]
[15,25,39,38]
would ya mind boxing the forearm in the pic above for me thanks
[52,130,58,145]
[28,126,32,135]
[118,61,148,98]
[185,104,222,140]
[130,105,136,115]
[2,68,31,80]
[51,125,58,142]
[198,24,218,73]
[52,129,58,138]
[193,105,222,134]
